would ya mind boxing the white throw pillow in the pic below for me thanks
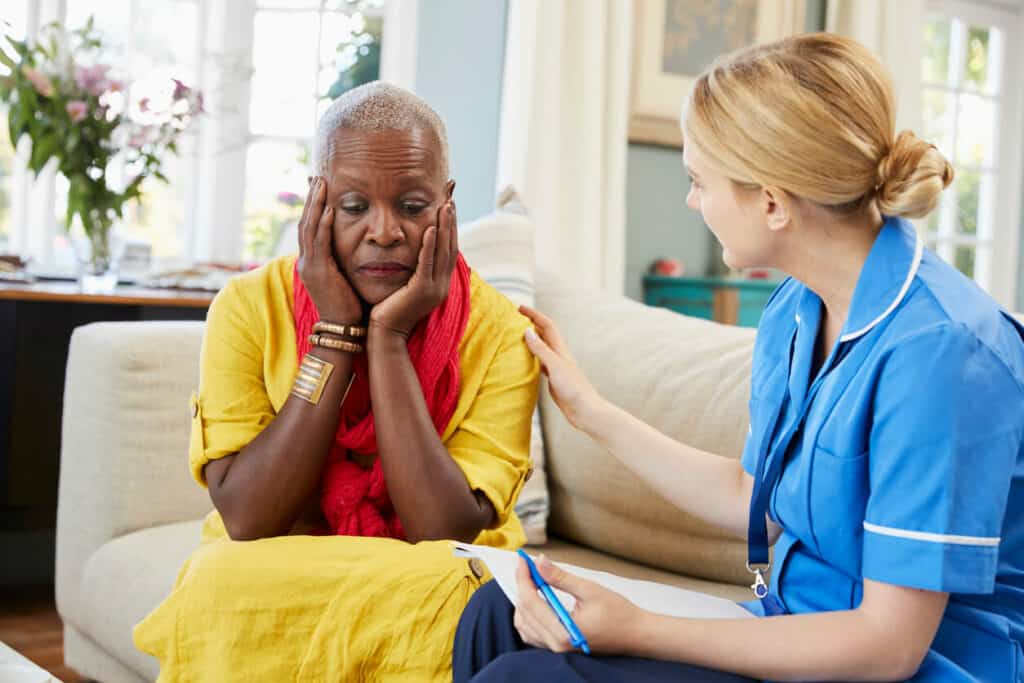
[459,188,549,545]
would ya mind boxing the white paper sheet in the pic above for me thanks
[453,542,753,620]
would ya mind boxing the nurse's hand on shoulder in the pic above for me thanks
[513,555,640,655]
[519,306,602,431]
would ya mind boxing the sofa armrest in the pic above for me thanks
[56,321,212,625]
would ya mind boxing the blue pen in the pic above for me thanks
[517,549,591,655]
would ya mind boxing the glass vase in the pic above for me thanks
[72,228,125,295]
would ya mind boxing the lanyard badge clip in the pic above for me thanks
[747,562,770,599]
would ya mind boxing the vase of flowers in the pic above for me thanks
[0,18,203,293]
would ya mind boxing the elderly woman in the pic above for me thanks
[133,82,539,682]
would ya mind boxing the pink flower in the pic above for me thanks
[171,78,191,100]
[277,191,302,206]
[74,64,111,97]
[66,100,88,123]
[128,129,149,149]
[108,79,125,93]
[138,97,151,113]
[22,66,55,98]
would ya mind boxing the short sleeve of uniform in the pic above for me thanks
[444,313,540,530]
[863,324,1023,593]
[188,277,276,487]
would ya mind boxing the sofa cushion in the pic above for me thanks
[460,189,550,545]
[535,270,758,586]
[74,521,204,681]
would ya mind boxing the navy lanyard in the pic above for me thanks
[746,328,876,606]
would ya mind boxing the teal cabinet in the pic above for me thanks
[643,275,780,328]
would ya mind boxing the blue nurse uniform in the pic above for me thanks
[453,216,1024,682]
[743,216,1024,680]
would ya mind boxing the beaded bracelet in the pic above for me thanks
[313,321,367,338]
[309,333,365,354]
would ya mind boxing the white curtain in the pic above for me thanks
[496,0,632,295]
[826,0,926,134]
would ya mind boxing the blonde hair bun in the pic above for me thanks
[875,130,955,219]
[682,33,954,219]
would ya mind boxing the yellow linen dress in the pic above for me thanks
[133,256,539,682]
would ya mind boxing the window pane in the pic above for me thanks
[243,139,308,261]
[0,1,28,245]
[0,109,14,246]
[922,16,952,84]
[954,246,975,278]
[324,0,387,11]
[0,1,29,76]
[954,167,981,236]
[257,0,323,8]
[922,87,955,159]
[956,93,996,167]
[249,10,319,137]
[65,2,131,61]
[320,11,382,99]
[60,0,199,264]
[963,25,991,93]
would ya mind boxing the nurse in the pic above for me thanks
[453,32,1024,682]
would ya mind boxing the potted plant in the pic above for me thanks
[0,17,203,292]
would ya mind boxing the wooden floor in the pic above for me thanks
[0,584,91,682]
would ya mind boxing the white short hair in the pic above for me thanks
[312,81,450,178]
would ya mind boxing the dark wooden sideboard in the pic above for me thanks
[0,282,213,584]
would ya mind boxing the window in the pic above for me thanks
[2,0,390,270]
[0,2,30,251]
[921,0,1024,305]
[244,1,383,261]
[60,0,202,264]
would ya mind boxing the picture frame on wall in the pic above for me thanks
[629,0,807,148]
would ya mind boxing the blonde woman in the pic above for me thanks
[453,34,1024,682]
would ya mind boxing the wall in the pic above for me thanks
[624,145,708,300]
[415,0,508,223]
[623,0,829,301]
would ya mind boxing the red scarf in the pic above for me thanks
[292,256,472,538]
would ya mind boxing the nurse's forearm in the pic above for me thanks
[578,398,772,542]
[623,597,944,682]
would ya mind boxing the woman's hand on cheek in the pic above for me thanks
[512,555,644,656]
[369,200,458,341]
[297,176,363,323]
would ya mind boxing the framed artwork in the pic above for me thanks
[629,0,807,147]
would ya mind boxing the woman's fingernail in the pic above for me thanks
[525,328,537,340]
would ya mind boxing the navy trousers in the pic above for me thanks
[453,580,758,683]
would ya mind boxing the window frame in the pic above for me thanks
[2,0,412,269]
[241,1,388,261]
[924,0,1024,308]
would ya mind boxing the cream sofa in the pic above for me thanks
[55,270,763,682]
